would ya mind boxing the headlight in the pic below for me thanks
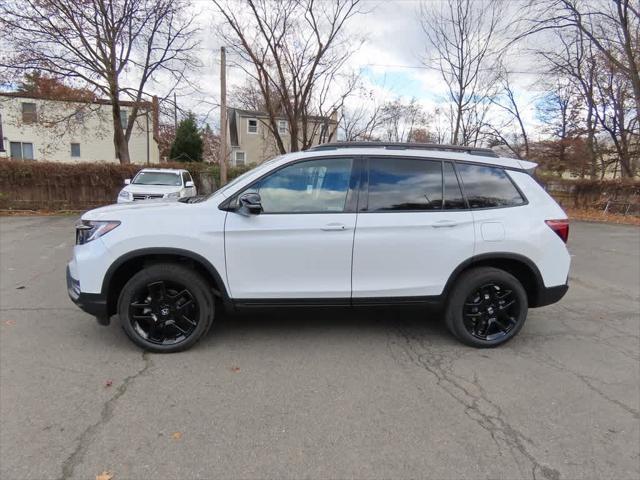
[165,192,180,199]
[75,220,120,245]
[118,190,131,199]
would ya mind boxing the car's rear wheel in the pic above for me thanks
[117,263,214,353]
[445,267,527,347]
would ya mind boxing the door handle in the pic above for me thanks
[321,223,348,231]
[432,220,459,228]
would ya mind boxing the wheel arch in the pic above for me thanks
[102,248,231,316]
[443,253,546,307]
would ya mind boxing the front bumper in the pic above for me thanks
[66,266,110,325]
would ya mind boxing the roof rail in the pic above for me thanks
[307,141,499,158]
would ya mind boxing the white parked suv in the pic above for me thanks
[117,168,197,203]
[68,143,570,352]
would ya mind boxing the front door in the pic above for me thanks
[351,157,475,299]
[224,157,358,300]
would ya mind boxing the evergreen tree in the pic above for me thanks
[170,113,203,162]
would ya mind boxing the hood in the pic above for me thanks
[82,199,189,221]
[122,184,182,194]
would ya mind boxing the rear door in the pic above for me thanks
[224,156,358,300]
[351,157,475,300]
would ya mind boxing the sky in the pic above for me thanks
[177,0,551,139]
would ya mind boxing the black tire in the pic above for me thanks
[445,267,528,348]
[117,263,214,353]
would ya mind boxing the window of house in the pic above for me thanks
[278,120,288,135]
[71,143,81,158]
[247,118,258,134]
[9,142,34,160]
[120,109,128,130]
[235,151,246,166]
[365,158,443,212]
[457,163,525,208]
[248,157,353,213]
[21,103,37,124]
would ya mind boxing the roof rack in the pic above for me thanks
[307,141,499,158]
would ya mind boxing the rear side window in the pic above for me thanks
[457,164,525,208]
[366,158,443,211]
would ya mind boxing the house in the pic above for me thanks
[0,92,160,164]
[227,108,338,166]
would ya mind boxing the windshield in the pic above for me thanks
[133,172,182,186]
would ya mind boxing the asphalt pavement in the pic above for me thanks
[0,216,638,480]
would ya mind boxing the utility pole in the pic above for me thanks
[220,46,228,186]
[173,92,178,130]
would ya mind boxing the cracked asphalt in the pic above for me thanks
[0,216,639,480]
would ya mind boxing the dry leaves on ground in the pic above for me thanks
[566,208,640,226]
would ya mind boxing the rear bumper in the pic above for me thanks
[66,266,110,325]
[533,284,569,308]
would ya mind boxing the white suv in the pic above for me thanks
[67,143,570,352]
[117,168,197,203]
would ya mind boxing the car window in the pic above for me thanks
[443,162,466,210]
[366,158,443,211]
[249,157,353,213]
[182,172,190,185]
[457,164,525,208]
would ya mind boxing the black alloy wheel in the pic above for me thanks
[118,263,214,353]
[129,280,199,345]
[462,283,519,341]
[445,267,528,348]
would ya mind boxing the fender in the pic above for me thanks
[442,252,546,306]
[101,247,231,304]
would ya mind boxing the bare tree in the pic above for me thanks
[420,0,507,145]
[538,29,600,177]
[593,52,639,177]
[0,0,199,163]
[212,0,364,153]
[380,98,427,143]
[486,70,530,159]
[527,0,640,122]
[339,91,385,141]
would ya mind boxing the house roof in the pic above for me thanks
[229,107,335,124]
[0,91,151,108]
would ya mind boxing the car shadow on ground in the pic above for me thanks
[201,304,457,347]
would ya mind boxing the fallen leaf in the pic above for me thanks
[230,366,240,373]
[4,320,16,326]
[172,431,183,440]
[104,379,113,388]
[96,471,113,480]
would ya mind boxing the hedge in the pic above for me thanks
[0,159,638,212]
[0,160,252,210]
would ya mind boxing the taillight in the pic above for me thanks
[545,219,569,243]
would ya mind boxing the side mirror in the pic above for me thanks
[185,181,194,188]
[238,192,262,215]
[124,178,131,185]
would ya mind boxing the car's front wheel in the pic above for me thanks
[445,267,528,348]
[117,263,214,353]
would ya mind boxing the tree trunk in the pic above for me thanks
[111,101,131,164]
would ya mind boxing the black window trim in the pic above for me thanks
[358,155,528,213]
[218,155,363,215]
